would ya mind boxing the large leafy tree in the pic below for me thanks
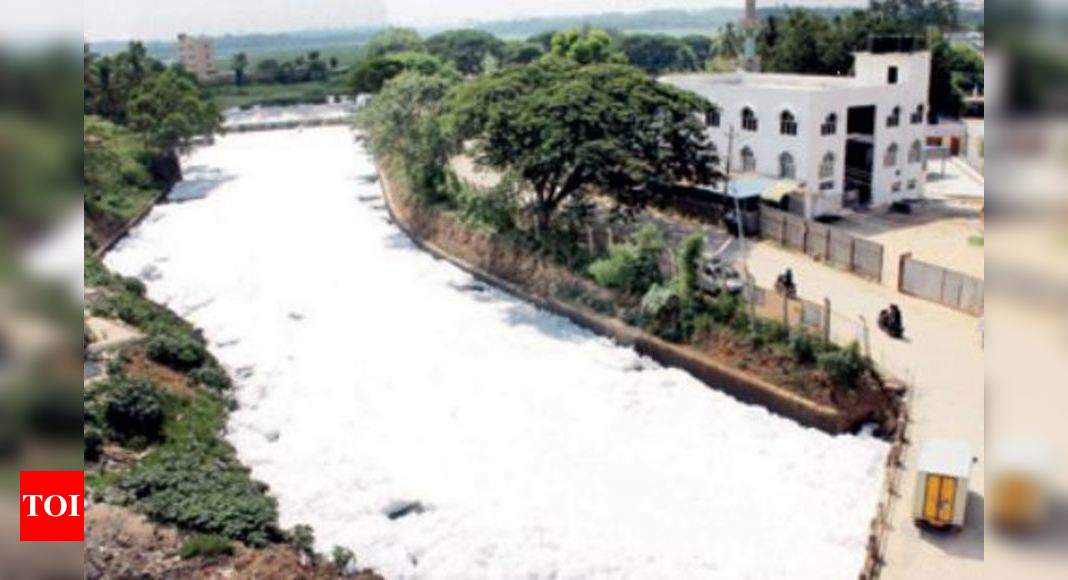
[444,59,721,232]
[425,29,507,76]
[620,34,699,75]
[126,69,220,152]
[349,52,458,94]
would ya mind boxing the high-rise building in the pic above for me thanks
[177,33,218,81]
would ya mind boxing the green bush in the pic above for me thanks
[332,545,356,573]
[146,332,207,372]
[179,534,234,559]
[104,378,165,446]
[85,426,103,462]
[122,276,146,297]
[674,232,704,298]
[588,224,664,296]
[788,332,825,365]
[119,442,280,547]
[817,342,867,389]
[708,291,740,324]
[290,524,317,563]
[189,365,231,392]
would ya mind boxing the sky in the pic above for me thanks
[80,0,867,42]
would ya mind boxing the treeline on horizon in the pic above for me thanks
[87,1,984,62]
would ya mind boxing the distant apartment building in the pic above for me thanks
[662,42,931,218]
[177,33,219,81]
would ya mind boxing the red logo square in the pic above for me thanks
[19,471,84,542]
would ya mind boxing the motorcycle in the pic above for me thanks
[878,305,905,339]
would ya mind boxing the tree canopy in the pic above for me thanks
[126,69,221,152]
[549,29,626,66]
[620,34,700,75]
[363,28,425,59]
[443,59,721,231]
[349,51,458,95]
[425,29,507,76]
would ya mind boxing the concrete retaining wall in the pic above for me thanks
[377,161,872,435]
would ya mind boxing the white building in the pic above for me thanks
[663,49,931,218]
[177,33,219,82]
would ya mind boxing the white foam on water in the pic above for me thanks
[105,125,888,579]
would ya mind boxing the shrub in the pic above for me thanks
[332,545,356,574]
[189,365,231,392]
[588,224,664,295]
[119,442,280,547]
[146,332,207,372]
[708,291,740,324]
[122,276,146,297]
[788,332,824,365]
[179,534,234,559]
[104,378,165,446]
[817,342,867,389]
[290,524,317,563]
[85,426,103,462]
[674,233,704,298]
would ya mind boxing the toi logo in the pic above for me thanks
[19,471,84,542]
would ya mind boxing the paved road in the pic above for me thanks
[739,240,985,579]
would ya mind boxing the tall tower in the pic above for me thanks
[741,0,761,72]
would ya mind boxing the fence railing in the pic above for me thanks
[759,207,885,283]
[897,253,984,316]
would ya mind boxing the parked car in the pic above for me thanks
[698,259,745,296]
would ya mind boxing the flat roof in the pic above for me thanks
[917,439,974,479]
[662,72,867,93]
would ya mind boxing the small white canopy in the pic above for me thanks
[917,439,974,479]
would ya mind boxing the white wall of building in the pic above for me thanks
[664,50,931,214]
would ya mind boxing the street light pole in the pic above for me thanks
[724,124,757,334]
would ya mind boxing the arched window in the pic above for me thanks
[908,140,923,163]
[706,109,720,128]
[819,152,835,179]
[779,152,796,179]
[741,146,756,172]
[884,143,899,167]
[887,106,901,128]
[741,107,758,132]
[780,110,798,135]
[821,113,837,136]
[911,104,925,125]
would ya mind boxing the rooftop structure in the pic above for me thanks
[663,48,931,217]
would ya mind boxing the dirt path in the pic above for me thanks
[742,241,985,578]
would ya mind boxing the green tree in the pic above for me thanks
[126,69,220,152]
[502,41,544,65]
[680,35,714,67]
[364,27,425,58]
[588,223,665,296]
[349,52,457,95]
[929,35,984,118]
[620,34,699,75]
[549,29,625,65]
[232,52,248,86]
[255,58,281,82]
[425,29,507,76]
[356,71,459,201]
[444,60,721,232]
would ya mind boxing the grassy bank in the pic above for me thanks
[208,77,349,110]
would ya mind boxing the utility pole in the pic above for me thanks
[724,125,757,334]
